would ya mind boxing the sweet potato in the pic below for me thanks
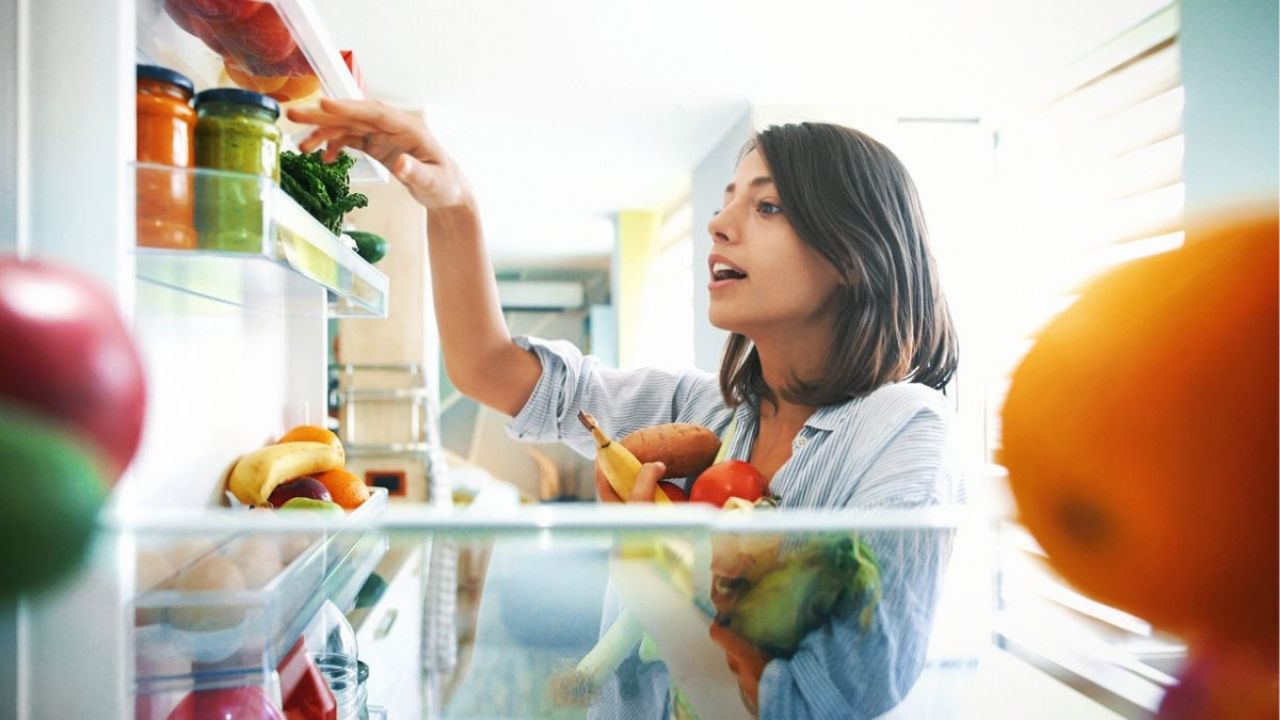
[593,423,721,488]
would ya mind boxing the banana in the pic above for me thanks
[578,411,672,505]
[227,441,345,506]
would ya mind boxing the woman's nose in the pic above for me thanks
[707,209,732,244]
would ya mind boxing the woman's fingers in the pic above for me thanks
[628,462,666,502]
[594,463,623,503]
[298,125,355,154]
[286,105,380,133]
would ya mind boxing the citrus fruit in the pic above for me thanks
[1001,215,1277,663]
[313,468,370,510]
[277,424,343,453]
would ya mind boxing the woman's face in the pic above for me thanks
[706,149,843,340]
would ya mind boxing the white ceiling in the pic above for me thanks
[312,0,1169,266]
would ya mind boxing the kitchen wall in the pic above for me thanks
[691,107,752,372]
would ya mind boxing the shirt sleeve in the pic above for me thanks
[757,406,957,719]
[504,335,719,461]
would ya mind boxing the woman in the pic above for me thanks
[291,100,962,718]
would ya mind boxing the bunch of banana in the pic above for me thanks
[227,441,344,506]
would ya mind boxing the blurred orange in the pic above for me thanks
[224,63,288,94]
[277,425,342,453]
[1001,214,1278,666]
[314,468,370,510]
[269,75,321,103]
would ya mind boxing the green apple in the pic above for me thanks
[0,402,106,601]
[278,497,345,517]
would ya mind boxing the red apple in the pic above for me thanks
[267,477,332,508]
[0,258,146,481]
[165,685,284,720]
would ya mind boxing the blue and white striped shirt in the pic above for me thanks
[506,335,963,719]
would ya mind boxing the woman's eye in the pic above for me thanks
[757,202,783,216]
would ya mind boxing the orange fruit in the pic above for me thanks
[269,74,321,103]
[314,468,370,510]
[223,63,288,94]
[277,424,342,453]
[1001,214,1278,665]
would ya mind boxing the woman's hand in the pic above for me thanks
[594,461,666,503]
[287,98,472,210]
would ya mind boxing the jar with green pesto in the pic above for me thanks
[193,88,282,252]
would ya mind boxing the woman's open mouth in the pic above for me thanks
[709,257,748,291]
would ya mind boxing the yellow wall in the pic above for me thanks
[616,209,660,368]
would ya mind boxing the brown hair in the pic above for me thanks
[719,122,959,409]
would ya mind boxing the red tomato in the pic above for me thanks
[179,0,260,21]
[0,258,146,481]
[187,15,227,54]
[689,461,768,508]
[657,481,688,503]
[214,4,297,63]
[161,0,197,34]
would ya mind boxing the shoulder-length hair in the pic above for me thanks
[720,122,959,409]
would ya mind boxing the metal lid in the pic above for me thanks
[193,88,281,119]
[136,64,194,96]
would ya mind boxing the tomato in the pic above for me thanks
[657,481,688,503]
[240,46,314,78]
[214,4,296,64]
[0,258,146,480]
[162,0,197,34]
[690,461,768,508]
[179,0,260,21]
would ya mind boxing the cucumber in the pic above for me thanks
[347,230,388,264]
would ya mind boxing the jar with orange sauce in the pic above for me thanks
[136,64,197,249]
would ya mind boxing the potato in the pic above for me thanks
[594,423,721,489]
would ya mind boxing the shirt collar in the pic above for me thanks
[803,399,851,432]
[735,395,848,435]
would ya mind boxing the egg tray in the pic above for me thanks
[133,487,388,679]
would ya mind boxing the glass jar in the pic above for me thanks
[192,88,282,252]
[136,64,196,249]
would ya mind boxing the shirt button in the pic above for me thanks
[793,436,808,449]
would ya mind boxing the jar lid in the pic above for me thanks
[137,64,194,96]
[194,88,281,119]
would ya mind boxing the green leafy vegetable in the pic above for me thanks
[716,534,881,657]
[279,150,369,235]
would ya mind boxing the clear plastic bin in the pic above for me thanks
[132,487,388,711]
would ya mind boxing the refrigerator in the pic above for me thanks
[2,1,1198,718]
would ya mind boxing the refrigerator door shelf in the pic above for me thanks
[134,163,389,317]
[136,0,388,182]
[132,488,389,685]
